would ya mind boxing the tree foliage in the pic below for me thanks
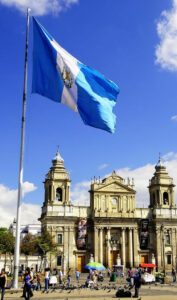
[21,233,37,256]
[0,227,15,254]
[35,231,57,257]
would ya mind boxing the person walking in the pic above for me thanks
[127,267,134,287]
[67,268,72,287]
[107,268,111,277]
[75,270,80,282]
[58,269,62,284]
[24,267,33,300]
[44,268,50,293]
[132,274,142,298]
[135,268,139,276]
[0,269,7,300]
[36,271,42,291]
[172,268,176,282]
[127,267,133,278]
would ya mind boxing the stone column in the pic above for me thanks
[52,182,54,202]
[107,227,111,267]
[159,188,162,206]
[68,226,74,269]
[121,228,126,267]
[133,228,139,267]
[99,228,103,264]
[172,228,176,267]
[156,227,161,269]
[68,185,70,203]
[63,226,68,274]
[94,227,99,262]
[129,228,133,267]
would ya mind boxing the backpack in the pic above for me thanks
[116,288,132,298]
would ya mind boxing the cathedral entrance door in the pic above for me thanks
[141,255,148,263]
[110,250,118,267]
[77,256,85,273]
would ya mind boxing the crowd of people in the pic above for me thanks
[0,266,150,300]
[0,266,176,299]
[20,267,82,299]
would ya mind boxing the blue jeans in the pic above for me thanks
[0,288,5,300]
[45,278,49,292]
[68,276,71,286]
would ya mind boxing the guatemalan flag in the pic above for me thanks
[32,18,119,133]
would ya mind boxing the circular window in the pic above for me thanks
[112,198,117,205]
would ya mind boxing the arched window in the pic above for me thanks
[166,230,170,244]
[112,198,117,205]
[156,190,159,204]
[48,185,51,201]
[163,192,169,205]
[153,193,156,204]
[56,188,62,202]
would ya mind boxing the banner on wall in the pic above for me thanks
[140,219,149,250]
[77,218,87,249]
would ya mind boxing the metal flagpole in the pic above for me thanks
[13,7,30,289]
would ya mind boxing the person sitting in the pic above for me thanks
[85,276,94,288]
[98,272,104,282]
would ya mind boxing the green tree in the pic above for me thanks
[21,233,37,256]
[21,233,38,268]
[0,227,15,270]
[35,231,57,270]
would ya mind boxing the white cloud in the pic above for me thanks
[70,181,90,206]
[162,151,176,160]
[155,0,177,71]
[98,164,109,170]
[171,115,177,121]
[0,0,78,16]
[0,182,40,227]
[113,164,155,208]
[71,153,177,208]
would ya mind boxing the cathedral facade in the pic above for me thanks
[40,150,177,273]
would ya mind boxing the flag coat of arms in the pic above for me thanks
[32,18,119,133]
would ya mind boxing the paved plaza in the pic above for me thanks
[3,275,177,300]
[4,286,177,300]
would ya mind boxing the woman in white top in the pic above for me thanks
[44,268,50,293]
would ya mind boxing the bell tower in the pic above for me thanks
[44,148,71,206]
[148,155,175,208]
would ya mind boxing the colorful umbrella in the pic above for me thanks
[84,262,106,270]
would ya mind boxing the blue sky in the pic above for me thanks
[1,0,177,225]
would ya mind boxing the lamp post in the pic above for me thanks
[62,254,65,275]
[106,236,120,265]
[161,224,166,276]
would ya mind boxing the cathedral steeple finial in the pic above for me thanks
[53,147,64,162]
[156,152,164,168]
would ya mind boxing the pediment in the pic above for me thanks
[95,181,135,193]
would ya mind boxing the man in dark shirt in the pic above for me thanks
[0,269,7,300]
[132,274,142,298]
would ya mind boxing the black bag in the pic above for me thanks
[116,288,132,298]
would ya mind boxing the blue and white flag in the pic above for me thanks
[32,18,119,133]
